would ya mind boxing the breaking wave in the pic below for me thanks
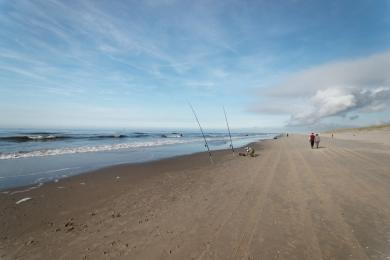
[0,132,187,143]
[0,138,196,160]
[0,135,70,142]
[0,131,275,160]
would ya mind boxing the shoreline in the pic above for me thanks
[0,141,268,259]
[1,134,390,259]
[0,140,263,193]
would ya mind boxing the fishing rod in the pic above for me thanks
[223,106,235,155]
[189,103,213,163]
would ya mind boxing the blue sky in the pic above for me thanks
[0,0,389,130]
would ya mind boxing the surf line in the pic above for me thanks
[189,103,213,163]
[223,106,235,156]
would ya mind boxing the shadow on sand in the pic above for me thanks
[312,146,326,149]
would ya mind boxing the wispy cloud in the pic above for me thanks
[1,0,389,128]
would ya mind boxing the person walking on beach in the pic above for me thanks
[309,133,315,149]
[315,133,320,149]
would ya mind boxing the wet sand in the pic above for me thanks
[1,134,390,259]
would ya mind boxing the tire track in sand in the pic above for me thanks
[285,148,324,259]
[324,146,390,190]
[243,138,324,259]
[329,145,389,169]
[196,149,276,260]
[232,144,282,260]
[293,149,369,260]
[320,149,390,211]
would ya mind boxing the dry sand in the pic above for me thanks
[1,133,390,259]
[324,125,390,146]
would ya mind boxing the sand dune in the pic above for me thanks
[325,125,390,146]
[1,134,390,259]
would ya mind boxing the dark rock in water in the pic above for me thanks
[162,133,183,138]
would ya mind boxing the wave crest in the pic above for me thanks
[0,139,195,159]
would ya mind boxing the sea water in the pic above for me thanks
[0,129,277,190]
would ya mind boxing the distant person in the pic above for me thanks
[331,133,334,138]
[286,133,289,137]
[315,133,320,149]
[309,133,315,149]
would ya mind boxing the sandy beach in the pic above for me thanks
[1,132,390,259]
[325,124,390,146]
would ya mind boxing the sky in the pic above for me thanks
[0,0,390,131]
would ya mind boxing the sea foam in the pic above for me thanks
[0,133,271,160]
[0,138,199,160]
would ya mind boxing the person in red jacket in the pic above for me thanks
[309,133,315,149]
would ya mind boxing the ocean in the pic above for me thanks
[0,129,277,191]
